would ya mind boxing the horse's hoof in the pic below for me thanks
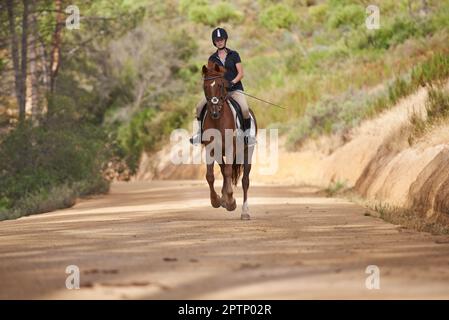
[226,199,237,211]
[211,196,221,208]
[211,201,221,208]
[241,213,251,220]
[220,198,227,208]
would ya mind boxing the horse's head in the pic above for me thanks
[202,62,229,120]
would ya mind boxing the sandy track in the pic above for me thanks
[1,180,449,299]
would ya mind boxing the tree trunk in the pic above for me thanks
[49,0,64,94]
[28,0,40,122]
[19,0,30,122]
[6,0,23,121]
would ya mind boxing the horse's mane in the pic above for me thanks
[204,61,226,77]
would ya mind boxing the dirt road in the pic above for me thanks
[1,180,449,299]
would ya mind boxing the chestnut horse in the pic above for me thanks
[201,62,257,220]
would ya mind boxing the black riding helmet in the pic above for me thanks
[211,27,228,46]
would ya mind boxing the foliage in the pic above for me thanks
[286,52,449,150]
[180,1,243,26]
[327,4,364,29]
[259,4,298,30]
[425,87,449,121]
[0,114,114,218]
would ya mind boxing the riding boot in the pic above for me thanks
[243,117,256,146]
[189,117,202,145]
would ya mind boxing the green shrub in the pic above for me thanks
[408,87,449,145]
[213,2,243,24]
[12,184,78,217]
[325,180,347,196]
[285,48,305,74]
[259,4,298,30]
[355,16,435,50]
[0,114,114,216]
[412,53,449,88]
[327,4,364,29]
[178,0,208,14]
[426,88,449,121]
[388,76,414,105]
[117,108,157,174]
[168,29,198,62]
[182,1,243,26]
[188,4,215,26]
[309,3,328,24]
[431,3,449,30]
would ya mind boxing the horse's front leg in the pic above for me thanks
[220,160,236,211]
[241,161,251,220]
[241,146,254,220]
[206,162,221,208]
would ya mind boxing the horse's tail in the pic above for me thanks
[232,160,243,186]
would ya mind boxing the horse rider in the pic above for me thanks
[190,27,256,146]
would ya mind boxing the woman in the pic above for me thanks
[190,27,256,146]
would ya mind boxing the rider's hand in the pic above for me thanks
[226,80,235,90]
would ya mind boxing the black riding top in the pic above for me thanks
[208,48,244,92]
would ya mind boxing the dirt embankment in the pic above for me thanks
[136,83,449,229]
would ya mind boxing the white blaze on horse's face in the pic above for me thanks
[211,80,216,87]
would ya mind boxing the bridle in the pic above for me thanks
[203,74,229,120]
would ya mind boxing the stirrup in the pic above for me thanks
[242,118,256,146]
[190,133,202,145]
[244,135,257,146]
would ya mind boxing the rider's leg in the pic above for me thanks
[229,90,250,119]
[229,91,256,146]
[190,96,207,145]
[196,96,207,119]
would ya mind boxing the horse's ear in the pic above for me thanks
[214,63,221,73]
[202,65,208,76]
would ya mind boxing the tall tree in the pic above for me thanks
[6,0,30,123]
[49,0,64,93]
[28,0,40,121]
[6,0,23,121]
[20,0,29,122]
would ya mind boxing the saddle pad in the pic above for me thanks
[201,101,255,136]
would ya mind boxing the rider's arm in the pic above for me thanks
[231,62,244,84]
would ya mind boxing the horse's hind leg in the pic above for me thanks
[206,162,221,208]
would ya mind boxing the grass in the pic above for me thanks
[408,86,449,145]
[285,50,449,150]
[325,180,347,197]
[0,180,109,221]
[347,195,449,235]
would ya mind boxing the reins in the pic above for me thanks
[203,74,287,110]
